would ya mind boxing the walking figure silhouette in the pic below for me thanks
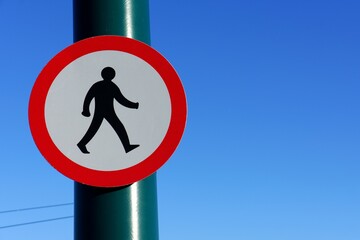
[77,67,140,154]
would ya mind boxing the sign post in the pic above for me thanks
[72,1,158,239]
[29,1,186,239]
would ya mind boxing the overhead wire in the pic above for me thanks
[0,203,73,214]
[0,203,74,230]
[0,216,73,229]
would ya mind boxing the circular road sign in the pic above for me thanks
[29,36,187,187]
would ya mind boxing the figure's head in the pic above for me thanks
[101,67,116,81]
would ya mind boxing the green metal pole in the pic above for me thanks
[73,1,159,239]
[73,0,151,43]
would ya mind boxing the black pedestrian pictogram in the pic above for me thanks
[77,67,140,154]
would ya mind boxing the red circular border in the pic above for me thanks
[28,36,187,187]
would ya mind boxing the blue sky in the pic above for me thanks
[0,0,359,239]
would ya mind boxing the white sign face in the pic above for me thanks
[29,36,187,187]
[45,50,171,171]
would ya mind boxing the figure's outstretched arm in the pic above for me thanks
[82,86,95,116]
[114,86,139,109]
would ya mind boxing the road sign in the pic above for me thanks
[29,36,187,187]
